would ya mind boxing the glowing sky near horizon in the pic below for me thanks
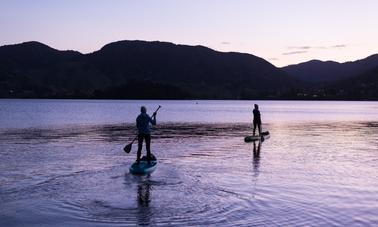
[1,0,378,67]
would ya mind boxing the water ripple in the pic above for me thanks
[1,121,378,226]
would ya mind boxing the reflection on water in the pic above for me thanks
[252,141,261,178]
[1,104,378,226]
[136,176,152,226]
[137,178,151,207]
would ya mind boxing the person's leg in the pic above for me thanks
[258,123,262,135]
[145,134,151,164]
[253,121,257,136]
[137,134,143,164]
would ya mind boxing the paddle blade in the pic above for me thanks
[123,143,132,153]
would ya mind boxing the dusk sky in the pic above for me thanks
[1,0,378,67]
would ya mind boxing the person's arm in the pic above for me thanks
[136,117,142,132]
[259,110,262,123]
[150,113,157,125]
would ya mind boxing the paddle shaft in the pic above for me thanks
[131,136,138,143]
[153,105,161,116]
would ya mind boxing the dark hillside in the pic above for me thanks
[282,54,378,84]
[0,40,298,99]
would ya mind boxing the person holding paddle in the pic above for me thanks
[253,104,262,136]
[135,106,158,165]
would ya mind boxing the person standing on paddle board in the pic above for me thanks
[253,104,262,136]
[136,106,157,165]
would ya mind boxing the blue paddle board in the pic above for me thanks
[129,155,157,175]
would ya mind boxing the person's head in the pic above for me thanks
[254,104,259,109]
[141,106,147,113]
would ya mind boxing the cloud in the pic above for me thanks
[288,46,311,50]
[288,44,348,50]
[283,44,348,55]
[330,44,347,48]
[221,42,230,45]
[282,51,308,55]
[268,57,279,61]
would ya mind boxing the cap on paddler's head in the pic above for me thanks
[141,106,147,113]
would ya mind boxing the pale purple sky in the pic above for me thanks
[1,0,378,66]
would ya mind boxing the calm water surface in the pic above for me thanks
[0,100,377,226]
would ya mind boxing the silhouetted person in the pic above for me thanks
[253,104,262,136]
[136,106,156,164]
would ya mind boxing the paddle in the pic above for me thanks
[123,136,137,153]
[153,105,161,116]
[123,105,162,153]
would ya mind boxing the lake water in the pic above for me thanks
[0,99,377,226]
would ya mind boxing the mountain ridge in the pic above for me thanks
[0,40,298,99]
[1,40,377,100]
[282,54,378,84]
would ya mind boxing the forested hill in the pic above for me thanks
[0,40,298,99]
[282,54,378,84]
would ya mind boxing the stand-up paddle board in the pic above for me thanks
[244,131,270,142]
[129,154,157,175]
